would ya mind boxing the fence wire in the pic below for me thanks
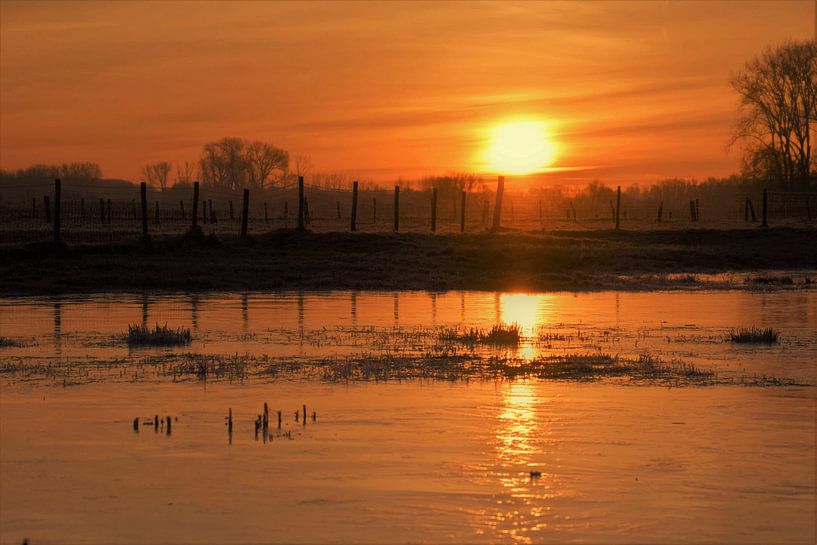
[1,181,815,246]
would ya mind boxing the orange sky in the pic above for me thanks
[0,0,814,186]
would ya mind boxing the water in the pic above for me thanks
[1,291,815,544]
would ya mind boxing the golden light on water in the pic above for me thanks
[481,120,558,175]
[500,293,544,333]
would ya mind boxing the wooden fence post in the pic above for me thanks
[107,199,112,224]
[140,182,148,241]
[460,190,466,233]
[298,176,305,230]
[336,201,342,220]
[491,176,504,232]
[615,186,621,230]
[657,201,663,223]
[53,178,61,243]
[202,198,207,225]
[695,199,700,222]
[351,180,359,232]
[240,188,249,239]
[99,197,105,225]
[761,187,768,227]
[431,187,437,232]
[393,186,400,232]
[191,181,199,231]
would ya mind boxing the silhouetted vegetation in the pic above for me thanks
[126,323,192,346]
[0,336,20,348]
[441,323,522,346]
[731,40,816,190]
[727,327,780,344]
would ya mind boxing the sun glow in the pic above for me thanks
[482,120,557,175]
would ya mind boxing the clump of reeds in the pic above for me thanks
[126,323,192,346]
[727,327,779,344]
[439,323,522,346]
[0,336,20,348]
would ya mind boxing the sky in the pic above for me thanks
[0,0,814,187]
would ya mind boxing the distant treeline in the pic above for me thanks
[2,159,807,225]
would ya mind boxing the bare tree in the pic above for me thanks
[199,137,249,190]
[247,141,288,189]
[731,40,817,190]
[59,162,102,181]
[141,162,172,191]
[283,153,313,189]
[175,161,197,186]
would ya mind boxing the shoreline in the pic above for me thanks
[1,227,815,295]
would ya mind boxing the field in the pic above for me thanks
[0,227,814,294]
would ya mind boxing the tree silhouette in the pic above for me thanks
[731,40,816,190]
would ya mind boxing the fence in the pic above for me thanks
[0,178,815,246]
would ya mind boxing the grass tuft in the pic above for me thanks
[126,323,192,346]
[0,336,20,348]
[440,323,522,346]
[727,327,779,344]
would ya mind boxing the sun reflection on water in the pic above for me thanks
[486,381,562,543]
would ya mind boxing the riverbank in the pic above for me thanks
[1,228,815,294]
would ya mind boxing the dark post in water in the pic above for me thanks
[615,185,621,230]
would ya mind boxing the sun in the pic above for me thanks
[482,119,557,175]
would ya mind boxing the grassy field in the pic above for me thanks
[0,227,814,294]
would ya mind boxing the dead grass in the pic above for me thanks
[727,327,780,344]
[126,323,192,346]
[0,336,20,348]
[440,323,522,346]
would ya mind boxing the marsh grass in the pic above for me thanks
[440,323,522,346]
[727,327,779,344]
[0,336,20,348]
[1,348,806,388]
[127,323,192,346]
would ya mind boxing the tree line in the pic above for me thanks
[1,39,814,198]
